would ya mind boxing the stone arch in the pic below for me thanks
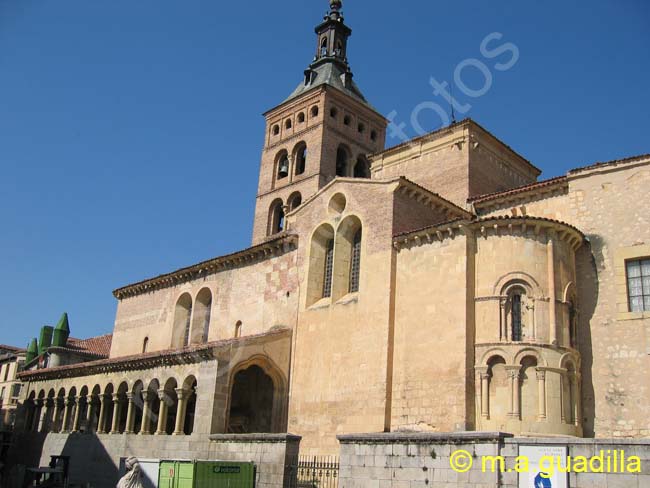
[354,155,371,178]
[493,272,542,297]
[182,375,198,435]
[499,277,538,342]
[191,287,213,344]
[486,355,508,421]
[563,282,578,348]
[293,141,307,176]
[115,382,129,433]
[519,355,539,422]
[287,191,302,212]
[131,380,145,434]
[268,198,285,236]
[172,293,193,349]
[306,223,336,306]
[480,348,512,366]
[160,378,178,435]
[513,348,547,367]
[226,355,287,434]
[336,144,352,177]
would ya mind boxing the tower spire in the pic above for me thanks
[328,0,343,20]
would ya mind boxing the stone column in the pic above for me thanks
[72,396,83,433]
[86,396,96,433]
[480,372,490,419]
[61,398,72,433]
[139,391,151,435]
[536,369,547,420]
[173,388,189,435]
[97,394,108,434]
[110,393,121,434]
[499,299,507,341]
[125,393,136,434]
[51,399,62,433]
[507,368,521,419]
[559,373,566,423]
[547,234,557,345]
[155,390,169,436]
[38,400,51,433]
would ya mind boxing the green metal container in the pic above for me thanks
[195,461,255,488]
[158,460,255,488]
[159,461,195,488]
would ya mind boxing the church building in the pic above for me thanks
[11,1,650,485]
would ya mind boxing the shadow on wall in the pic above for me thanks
[5,432,118,488]
[577,237,600,438]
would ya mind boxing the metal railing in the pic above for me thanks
[286,456,339,488]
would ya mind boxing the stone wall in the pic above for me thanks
[337,432,650,487]
[6,432,300,488]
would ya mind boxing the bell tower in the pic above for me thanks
[251,0,387,245]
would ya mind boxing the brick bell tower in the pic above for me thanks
[251,0,387,245]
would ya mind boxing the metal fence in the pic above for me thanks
[286,456,339,488]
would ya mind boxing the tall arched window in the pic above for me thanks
[349,228,362,293]
[568,300,577,348]
[336,146,349,177]
[234,321,242,338]
[354,157,370,178]
[172,293,193,349]
[294,143,307,175]
[142,337,149,353]
[268,199,285,235]
[192,288,212,344]
[307,224,336,306]
[320,37,328,57]
[507,287,526,341]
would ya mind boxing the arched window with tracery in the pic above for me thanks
[307,224,335,305]
[503,284,529,342]
[349,228,362,293]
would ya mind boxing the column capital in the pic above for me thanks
[536,369,547,381]
[175,388,189,401]
[141,391,151,402]
[112,393,121,403]
[157,389,167,402]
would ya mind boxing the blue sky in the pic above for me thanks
[1,0,648,348]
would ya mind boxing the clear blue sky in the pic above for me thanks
[1,1,648,348]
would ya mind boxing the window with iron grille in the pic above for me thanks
[322,239,334,298]
[627,258,650,312]
[511,293,522,341]
[349,229,362,293]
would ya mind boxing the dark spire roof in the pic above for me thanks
[282,0,374,110]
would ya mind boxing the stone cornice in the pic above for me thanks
[209,433,302,443]
[18,327,292,382]
[393,216,585,252]
[112,234,298,300]
[337,431,513,444]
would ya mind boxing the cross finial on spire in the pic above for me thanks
[328,0,343,21]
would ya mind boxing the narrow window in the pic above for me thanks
[285,119,292,130]
[627,258,650,312]
[322,239,334,298]
[2,365,8,382]
[297,112,305,123]
[349,229,362,293]
[234,321,242,338]
[272,125,280,136]
[310,106,319,118]
[288,193,302,212]
[343,115,351,126]
[358,123,365,133]
[142,337,149,353]
[511,293,522,341]
[330,107,338,118]
[370,130,378,142]
[321,38,328,57]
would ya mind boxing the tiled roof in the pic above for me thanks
[113,233,298,300]
[18,327,291,382]
[468,176,568,204]
[568,153,650,174]
[64,334,113,358]
[0,345,24,353]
